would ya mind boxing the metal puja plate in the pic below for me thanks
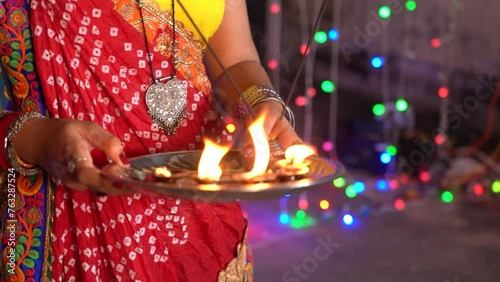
[102,150,345,202]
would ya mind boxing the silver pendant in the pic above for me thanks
[145,77,188,135]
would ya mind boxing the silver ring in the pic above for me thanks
[67,157,89,173]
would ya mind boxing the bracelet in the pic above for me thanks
[4,112,44,176]
[238,85,296,128]
[242,85,282,107]
[255,97,296,129]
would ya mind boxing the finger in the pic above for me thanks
[272,121,302,149]
[63,181,88,191]
[74,165,132,195]
[84,123,129,167]
[63,138,130,195]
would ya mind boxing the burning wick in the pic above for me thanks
[274,144,315,178]
[154,166,172,178]
[198,138,230,182]
[284,144,315,164]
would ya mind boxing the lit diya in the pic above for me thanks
[150,113,316,184]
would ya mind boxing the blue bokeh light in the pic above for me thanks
[376,180,389,191]
[328,28,339,40]
[343,214,354,226]
[380,152,392,164]
[371,56,385,68]
[353,181,365,193]
[280,213,290,224]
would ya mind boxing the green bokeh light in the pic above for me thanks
[290,216,316,229]
[395,99,409,112]
[334,177,346,188]
[441,191,454,203]
[406,0,417,11]
[492,180,500,193]
[387,145,397,156]
[345,185,357,198]
[321,80,335,93]
[378,6,391,19]
[314,31,328,44]
[373,104,386,116]
[296,210,306,220]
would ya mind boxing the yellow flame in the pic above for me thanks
[198,138,230,181]
[285,144,315,164]
[154,166,172,178]
[243,114,270,179]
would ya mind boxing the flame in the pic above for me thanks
[154,166,172,178]
[198,138,230,181]
[243,114,270,179]
[285,144,315,164]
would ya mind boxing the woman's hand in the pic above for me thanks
[13,118,130,195]
[243,100,302,154]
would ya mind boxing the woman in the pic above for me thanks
[0,0,300,281]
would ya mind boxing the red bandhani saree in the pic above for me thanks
[1,0,252,281]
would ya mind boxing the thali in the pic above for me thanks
[102,150,345,202]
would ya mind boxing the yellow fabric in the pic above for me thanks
[155,0,225,45]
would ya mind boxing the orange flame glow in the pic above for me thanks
[154,166,172,178]
[285,144,315,164]
[198,138,231,181]
[243,114,270,179]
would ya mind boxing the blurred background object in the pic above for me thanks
[244,0,500,281]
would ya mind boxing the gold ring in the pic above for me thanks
[67,157,89,173]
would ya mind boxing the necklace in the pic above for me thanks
[138,0,188,135]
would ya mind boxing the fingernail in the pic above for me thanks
[120,153,131,166]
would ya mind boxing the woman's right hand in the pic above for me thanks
[13,117,130,195]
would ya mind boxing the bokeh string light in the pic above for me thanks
[266,0,282,90]
[269,0,499,229]
[371,56,385,68]
[405,0,417,11]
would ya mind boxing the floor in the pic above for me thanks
[244,192,500,282]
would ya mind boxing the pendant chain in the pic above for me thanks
[137,0,177,82]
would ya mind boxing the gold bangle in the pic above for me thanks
[238,85,296,128]
[4,112,44,176]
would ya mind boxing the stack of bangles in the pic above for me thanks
[0,110,44,176]
[237,85,295,128]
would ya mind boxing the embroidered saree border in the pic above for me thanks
[1,0,51,281]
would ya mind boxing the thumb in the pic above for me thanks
[84,123,129,167]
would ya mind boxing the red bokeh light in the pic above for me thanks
[419,171,431,182]
[295,96,307,107]
[434,134,446,145]
[299,199,309,210]
[473,183,484,196]
[270,3,281,14]
[390,179,400,189]
[438,87,449,98]
[300,44,310,55]
[394,199,405,210]
[267,59,278,70]
[307,87,317,98]
[430,38,442,48]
